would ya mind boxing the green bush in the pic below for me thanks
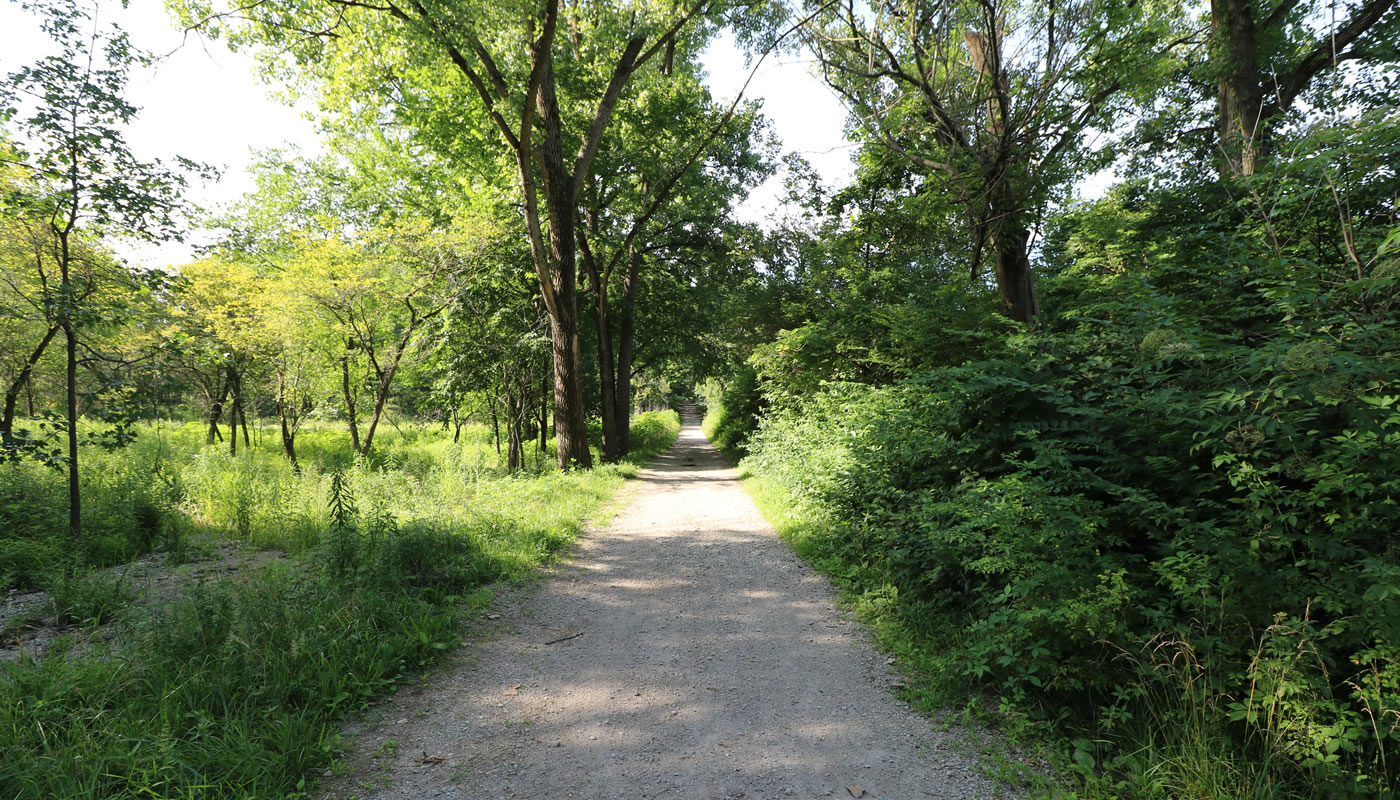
[45,569,135,627]
[745,181,1400,796]
[627,409,681,460]
[0,538,61,592]
[702,366,765,455]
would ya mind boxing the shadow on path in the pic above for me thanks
[323,408,1012,800]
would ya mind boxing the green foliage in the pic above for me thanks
[624,410,682,462]
[45,568,134,627]
[0,441,179,590]
[701,366,765,456]
[0,411,674,798]
[0,566,464,800]
[744,167,1400,796]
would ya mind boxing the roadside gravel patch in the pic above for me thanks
[0,543,284,662]
[321,412,1024,800]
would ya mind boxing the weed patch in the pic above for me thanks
[0,411,678,798]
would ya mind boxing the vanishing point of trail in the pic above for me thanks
[323,410,1011,800]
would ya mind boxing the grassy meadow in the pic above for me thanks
[0,410,679,799]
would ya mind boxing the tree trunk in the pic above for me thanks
[277,373,299,473]
[530,50,594,471]
[360,376,392,458]
[489,391,501,456]
[989,222,1039,323]
[226,364,242,456]
[341,348,361,456]
[614,246,641,457]
[538,372,549,454]
[506,376,524,474]
[549,307,593,469]
[64,319,80,540]
[206,379,228,444]
[588,255,623,463]
[280,412,299,473]
[1212,0,1267,176]
[1,324,60,443]
[540,168,592,469]
[239,397,251,448]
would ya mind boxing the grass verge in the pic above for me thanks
[0,411,679,799]
[733,460,1064,796]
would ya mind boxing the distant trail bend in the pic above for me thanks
[322,408,1017,800]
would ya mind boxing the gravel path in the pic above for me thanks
[322,410,1017,800]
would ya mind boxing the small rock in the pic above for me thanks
[396,718,409,725]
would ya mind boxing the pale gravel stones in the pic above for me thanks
[321,411,1021,800]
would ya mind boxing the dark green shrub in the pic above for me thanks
[369,522,493,599]
[0,539,62,591]
[705,366,765,455]
[746,186,1400,794]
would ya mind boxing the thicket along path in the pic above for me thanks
[322,409,1018,800]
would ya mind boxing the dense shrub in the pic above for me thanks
[701,366,765,455]
[0,450,175,588]
[746,183,1400,795]
[627,409,682,458]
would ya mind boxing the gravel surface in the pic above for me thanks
[1,544,283,662]
[321,411,1021,800]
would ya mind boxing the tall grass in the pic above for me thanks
[0,410,680,799]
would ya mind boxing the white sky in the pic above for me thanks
[701,34,858,221]
[0,1,321,266]
[0,3,857,269]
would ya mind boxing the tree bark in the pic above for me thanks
[239,388,251,448]
[341,347,361,456]
[1,324,60,443]
[614,246,642,456]
[206,379,227,445]
[989,222,1039,323]
[539,148,594,469]
[277,373,299,473]
[506,371,524,474]
[549,299,593,469]
[585,239,622,463]
[64,319,80,540]
[1212,0,1266,176]
[539,371,549,453]
[360,375,393,458]
[489,391,501,455]
[279,410,299,473]
[226,364,242,456]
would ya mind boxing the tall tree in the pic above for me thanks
[1209,0,1399,175]
[1,0,193,538]
[177,0,749,468]
[578,81,770,460]
[804,0,1176,322]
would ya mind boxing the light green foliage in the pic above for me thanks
[0,411,677,799]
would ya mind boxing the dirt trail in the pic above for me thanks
[323,409,1016,800]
